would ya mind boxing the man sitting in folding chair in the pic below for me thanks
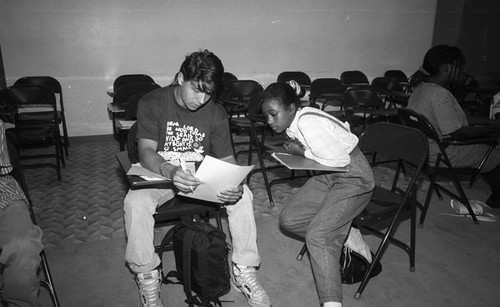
[408,45,500,208]
[0,119,44,307]
[123,50,271,307]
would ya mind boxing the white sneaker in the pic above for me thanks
[232,263,272,307]
[136,269,163,307]
[344,227,372,263]
[449,199,497,222]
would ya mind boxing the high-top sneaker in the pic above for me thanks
[232,263,272,307]
[136,269,163,307]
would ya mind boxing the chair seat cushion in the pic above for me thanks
[354,186,410,226]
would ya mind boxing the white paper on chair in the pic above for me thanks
[178,155,254,203]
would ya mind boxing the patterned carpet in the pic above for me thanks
[22,134,427,248]
[24,137,127,247]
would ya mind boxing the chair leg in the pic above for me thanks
[409,189,417,271]
[450,173,479,224]
[39,250,61,307]
[61,111,70,153]
[419,162,442,227]
[54,128,62,183]
[250,124,274,207]
[419,176,436,228]
[469,143,495,187]
[297,243,307,261]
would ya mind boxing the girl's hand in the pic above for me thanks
[283,141,305,156]
[217,185,243,204]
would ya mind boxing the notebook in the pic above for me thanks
[271,153,348,172]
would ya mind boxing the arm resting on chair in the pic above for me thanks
[449,120,500,140]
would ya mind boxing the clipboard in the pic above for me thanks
[271,152,348,172]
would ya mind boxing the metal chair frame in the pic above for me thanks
[397,108,499,226]
[5,84,64,182]
[7,141,60,307]
[14,76,70,158]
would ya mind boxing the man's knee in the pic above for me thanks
[124,191,155,216]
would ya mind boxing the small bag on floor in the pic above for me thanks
[160,218,231,307]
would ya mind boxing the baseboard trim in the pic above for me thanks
[69,134,115,144]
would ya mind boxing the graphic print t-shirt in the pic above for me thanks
[136,86,233,165]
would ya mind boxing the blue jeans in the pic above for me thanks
[279,148,374,304]
[0,201,44,307]
[124,184,260,273]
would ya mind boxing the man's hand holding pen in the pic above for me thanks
[171,160,200,193]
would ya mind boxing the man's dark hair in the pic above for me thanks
[176,49,224,97]
[409,45,466,90]
[422,45,465,77]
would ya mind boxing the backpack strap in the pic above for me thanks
[298,110,350,133]
[182,228,195,305]
[159,226,177,283]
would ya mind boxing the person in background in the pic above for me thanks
[0,119,44,307]
[260,82,375,307]
[408,45,500,208]
[123,50,271,307]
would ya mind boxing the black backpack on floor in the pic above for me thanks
[160,218,231,307]
[340,248,382,284]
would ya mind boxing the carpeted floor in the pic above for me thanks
[22,134,500,307]
[23,134,416,249]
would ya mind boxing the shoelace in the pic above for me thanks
[140,280,162,307]
[238,267,265,297]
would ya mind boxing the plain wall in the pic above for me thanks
[433,0,500,88]
[0,0,437,136]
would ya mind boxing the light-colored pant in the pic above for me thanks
[0,201,43,307]
[124,184,260,274]
[279,148,374,304]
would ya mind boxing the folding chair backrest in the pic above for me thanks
[277,71,312,87]
[359,122,428,169]
[397,108,443,148]
[343,87,384,109]
[309,78,344,97]
[7,84,56,108]
[113,82,160,106]
[222,72,238,91]
[113,74,155,93]
[340,70,369,86]
[222,80,263,100]
[246,92,265,124]
[370,77,390,96]
[384,70,409,86]
[14,76,62,95]
[123,93,145,120]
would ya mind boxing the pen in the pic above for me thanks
[180,158,193,193]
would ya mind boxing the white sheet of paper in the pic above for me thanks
[178,156,254,203]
